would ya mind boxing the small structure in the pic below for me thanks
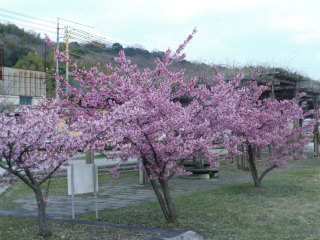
[0,66,46,111]
[259,69,320,156]
[183,157,219,179]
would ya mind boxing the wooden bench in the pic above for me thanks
[184,167,219,178]
[183,162,211,168]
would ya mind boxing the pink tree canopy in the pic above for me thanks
[193,71,316,186]
[0,100,85,236]
[52,29,222,222]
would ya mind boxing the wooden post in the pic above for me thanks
[241,154,245,170]
[267,84,276,161]
[237,144,245,170]
[86,150,94,164]
[237,145,241,169]
[294,85,299,129]
[269,84,275,100]
[314,126,319,157]
[138,159,147,185]
[314,96,319,157]
[293,85,303,158]
[229,153,235,165]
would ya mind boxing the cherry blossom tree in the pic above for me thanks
[53,29,221,222]
[0,100,84,236]
[194,71,316,187]
[104,77,218,222]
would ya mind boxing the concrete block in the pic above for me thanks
[187,174,210,179]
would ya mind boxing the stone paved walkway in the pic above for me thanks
[4,165,253,218]
[4,156,320,218]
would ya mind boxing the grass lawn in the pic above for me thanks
[1,157,320,239]
[0,172,153,240]
[0,215,151,240]
[80,164,320,239]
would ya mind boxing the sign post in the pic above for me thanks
[68,163,99,219]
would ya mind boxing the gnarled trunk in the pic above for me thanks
[159,179,177,223]
[247,144,260,187]
[247,144,277,187]
[144,164,177,223]
[33,186,51,237]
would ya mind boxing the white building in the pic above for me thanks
[0,66,46,111]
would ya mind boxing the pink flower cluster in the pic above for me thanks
[0,100,86,185]
[53,30,316,181]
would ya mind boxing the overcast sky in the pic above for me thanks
[1,0,320,80]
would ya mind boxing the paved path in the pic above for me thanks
[3,165,253,218]
[0,185,8,195]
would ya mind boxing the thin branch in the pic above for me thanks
[39,165,61,185]
[143,132,160,168]
[258,165,277,183]
[5,167,35,190]
[24,168,37,185]
[167,148,202,181]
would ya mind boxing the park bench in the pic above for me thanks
[184,167,219,178]
[183,162,211,168]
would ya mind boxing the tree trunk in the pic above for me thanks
[193,153,204,169]
[143,163,170,221]
[149,177,171,221]
[314,122,319,157]
[143,161,177,222]
[256,147,262,161]
[237,144,245,170]
[247,144,260,187]
[159,179,177,223]
[33,186,51,237]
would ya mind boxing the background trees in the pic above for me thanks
[194,71,316,187]
[14,52,45,71]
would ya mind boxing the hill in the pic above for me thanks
[0,23,216,78]
[0,23,315,97]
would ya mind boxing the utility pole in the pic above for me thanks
[66,25,94,164]
[44,41,47,72]
[55,17,60,101]
[65,26,69,91]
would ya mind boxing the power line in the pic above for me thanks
[70,27,114,43]
[0,7,126,47]
[0,19,60,35]
[59,18,94,29]
[70,31,112,45]
[0,8,124,50]
[0,8,129,66]
[0,8,56,26]
[0,13,57,31]
[70,36,109,51]
[69,51,98,62]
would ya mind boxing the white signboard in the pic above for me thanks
[67,163,98,195]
